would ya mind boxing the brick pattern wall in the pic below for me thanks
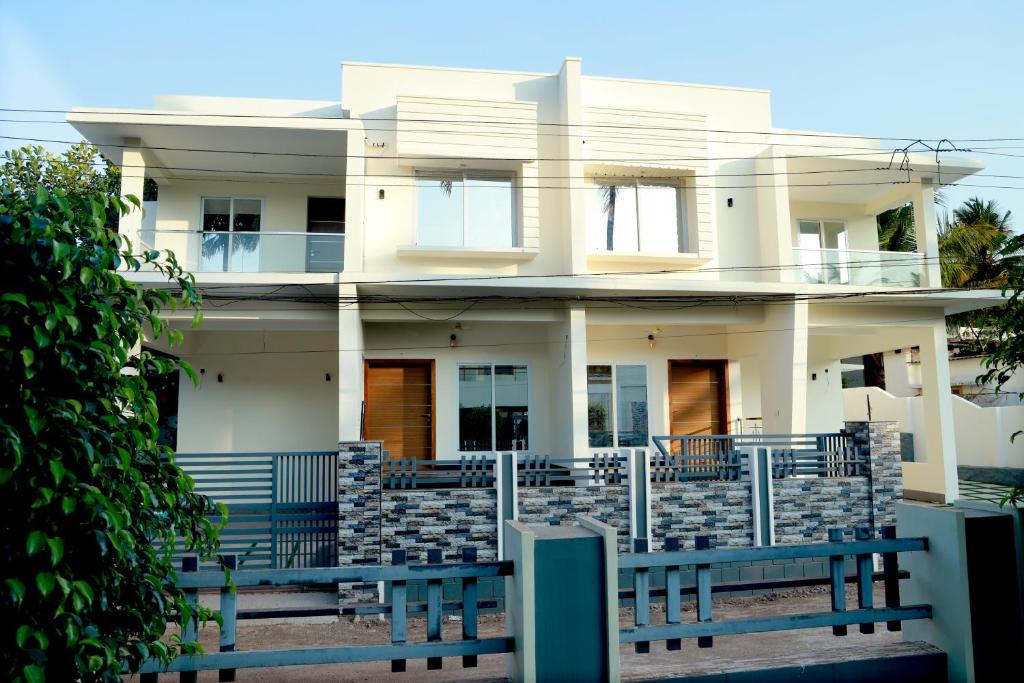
[381,488,498,563]
[772,477,872,545]
[649,481,754,551]
[846,420,903,530]
[337,441,382,607]
[517,485,631,552]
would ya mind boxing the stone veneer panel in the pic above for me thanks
[337,441,382,607]
[517,485,631,552]
[772,477,872,545]
[845,420,904,530]
[381,488,498,563]
[650,481,754,551]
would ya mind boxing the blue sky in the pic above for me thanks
[2,0,1022,223]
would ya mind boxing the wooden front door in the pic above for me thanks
[668,360,728,437]
[364,360,434,460]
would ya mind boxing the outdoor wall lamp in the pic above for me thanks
[648,334,656,349]
[378,189,385,200]
[449,334,458,348]
[325,373,332,382]
[217,373,223,383]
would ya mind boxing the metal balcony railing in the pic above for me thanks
[793,248,925,287]
[139,229,345,273]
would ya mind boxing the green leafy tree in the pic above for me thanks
[1,145,221,681]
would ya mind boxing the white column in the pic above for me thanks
[917,320,959,501]
[343,128,365,274]
[755,149,796,283]
[757,300,809,434]
[567,305,590,457]
[558,57,586,274]
[338,284,365,441]
[118,141,146,252]
[912,178,941,288]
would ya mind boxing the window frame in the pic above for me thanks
[586,362,650,449]
[796,218,848,250]
[414,170,519,249]
[200,196,264,233]
[589,178,689,254]
[456,361,531,454]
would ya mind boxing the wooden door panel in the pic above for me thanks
[365,361,434,460]
[668,360,727,436]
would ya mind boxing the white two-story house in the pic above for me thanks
[68,58,1001,504]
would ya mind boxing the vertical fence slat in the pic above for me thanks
[390,550,407,673]
[665,537,682,652]
[218,555,237,682]
[180,556,199,683]
[881,525,903,631]
[828,528,848,636]
[695,535,713,649]
[855,527,875,634]
[633,538,650,654]
[427,548,443,670]
[461,547,479,668]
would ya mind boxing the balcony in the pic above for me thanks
[140,230,345,274]
[794,248,925,287]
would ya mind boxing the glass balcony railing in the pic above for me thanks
[139,230,345,274]
[793,248,925,287]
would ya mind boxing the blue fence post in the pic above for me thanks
[218,555,237,682]
[664,536,682,652]
[180,556,199,683]
[461,547,479,669]
[426,548,443,671]
[633,537,650,654]
[855,527,875,634]
[390,549,407,673]
[504,516,620,683]
[880,525,902,632]
[827,528,847,637]
[695,535,714,648]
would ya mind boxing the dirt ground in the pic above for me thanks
[127,585,935,682]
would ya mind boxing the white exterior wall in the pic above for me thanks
[174,331,339,453]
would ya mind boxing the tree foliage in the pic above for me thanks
[0,145,221,681]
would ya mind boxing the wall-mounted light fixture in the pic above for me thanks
[325,373,332,382]
[449,334,458,348]
[648,334,656,349]
[217,373,224,383]
[378,189,385,200]
[727,197,734,207]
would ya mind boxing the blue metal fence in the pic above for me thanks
[619,525,928,651]
[174,451,337,568]
[136,550,514,680]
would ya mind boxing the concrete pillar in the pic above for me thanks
[338,284,364,442]
[757,300,809,434]
[898,502,1023,683]
[917,321,959,502]
[118,141,146,251]
[504,517,620,682]
[911,178,940,288]
[567,305,590,457]
[342,128,365,274]
[755,148,796,283]
[558,57,586,274]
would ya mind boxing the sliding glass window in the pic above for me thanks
[417,172,515,249]
[587,364,648,448]
[459,364,528,452]
[588,180,687,254]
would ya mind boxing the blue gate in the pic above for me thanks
[174,451,337,568]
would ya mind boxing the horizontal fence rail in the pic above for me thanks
[651,433,857,481]
[518,452,627,487]
[383,453,495,490]
[137,550,514,680]
[620,526,928,653]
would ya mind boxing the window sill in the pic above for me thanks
[397,245,539,261]
[586,251,709,267]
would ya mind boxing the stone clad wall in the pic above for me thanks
[518,485,631,552]
[649,481,754,551]
[337,441,382,607]
[381,488,498,563]
[772,477,872,545]
[846,420,903,530]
